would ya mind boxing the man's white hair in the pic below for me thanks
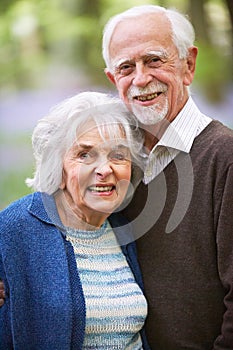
[102,5,195,71]
[26,91,144,194]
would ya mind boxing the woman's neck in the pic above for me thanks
[54,190,108,230]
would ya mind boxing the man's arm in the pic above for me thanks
[214,164,233,348]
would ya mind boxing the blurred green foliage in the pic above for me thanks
[195,42,232,101]
[0,132,33,209]
[0,0,232,91]
[0,167,33,210]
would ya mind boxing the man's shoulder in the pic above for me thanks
[192,120,233,168]
[204,120,233,139]
[196,120,233,150]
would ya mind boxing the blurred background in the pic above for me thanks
[0,0,232,209]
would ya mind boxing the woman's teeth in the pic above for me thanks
[89,186,114,192]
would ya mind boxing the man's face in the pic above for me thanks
[105,13,197,125]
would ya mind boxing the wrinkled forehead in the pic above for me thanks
[109,13,172,59]
[114,13,171,37]
[76,120,127,144]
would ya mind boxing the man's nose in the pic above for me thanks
[132,63,153,87]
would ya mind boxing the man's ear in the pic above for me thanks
[104,68,116,86]
[183,46,198,86]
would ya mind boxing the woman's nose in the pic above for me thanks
[95,161,113,178]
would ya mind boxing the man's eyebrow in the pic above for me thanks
[146,50,168,59]
[111,50,168,70]
[112,57,132,70]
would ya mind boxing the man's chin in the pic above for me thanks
[138,118,163,126]
[130,102,167,125]
[133,110,165,126]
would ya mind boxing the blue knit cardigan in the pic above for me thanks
[0,192,150,350]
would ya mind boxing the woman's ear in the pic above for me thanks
[104,68,116,86]
[59,169,66,190]
[183,46,198,86]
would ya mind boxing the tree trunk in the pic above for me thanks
[225,0,233,28]
[225,0,233,77]
[188,0,209,43]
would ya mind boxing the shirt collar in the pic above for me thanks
[152,97,203,153]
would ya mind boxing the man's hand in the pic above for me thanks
[0,280,5,306]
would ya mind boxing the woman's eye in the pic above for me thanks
[109,149,130,162]
[77,151,94,163]
[112,152,125,160]
[79,152,89,159]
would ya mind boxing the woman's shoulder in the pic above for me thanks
[0,193,39,237]
[0,192,61,250]
[0,193,34,217]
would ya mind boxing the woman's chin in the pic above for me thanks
[84,196,121,216]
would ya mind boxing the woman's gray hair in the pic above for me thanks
[26,91,144,194]
[102,5,195,71]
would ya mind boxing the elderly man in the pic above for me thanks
[102,5,233,349]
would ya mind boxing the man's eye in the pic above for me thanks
[117,64,134,76]
[148,57,162,67]
[151,57,160,62]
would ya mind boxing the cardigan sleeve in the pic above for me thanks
[213,163,233,348]
[0,240,14,349]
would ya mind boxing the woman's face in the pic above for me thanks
[60,124,131,225]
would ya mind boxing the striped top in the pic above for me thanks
[143,97,212,184]
[66,220,147,349]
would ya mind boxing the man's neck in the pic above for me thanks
[141,97,191,152]
[142,118,171,152]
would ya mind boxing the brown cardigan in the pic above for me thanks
[123,120,233,349]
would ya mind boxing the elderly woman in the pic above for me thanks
[0,92,150,350]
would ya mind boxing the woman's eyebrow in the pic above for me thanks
[112,143,129,149]
[73,143,94,151]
